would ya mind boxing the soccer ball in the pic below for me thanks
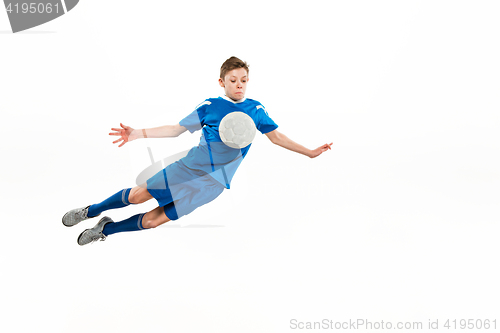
[219,112,257,149]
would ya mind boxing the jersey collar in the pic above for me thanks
[221,95,246,104]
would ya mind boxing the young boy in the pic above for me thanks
[63,56,332,245]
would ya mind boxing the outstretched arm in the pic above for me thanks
[265,129,332,158]
[109,123,188,147]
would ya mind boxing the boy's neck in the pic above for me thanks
[222,95,246,104]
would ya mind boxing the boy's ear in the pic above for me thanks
[218,78,225,87]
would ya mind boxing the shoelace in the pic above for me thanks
[90,233,107,245]
[77,208,88,220]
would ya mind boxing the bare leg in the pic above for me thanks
[142,206,171,229]
[129,185,171,228]
[128,184,154,204]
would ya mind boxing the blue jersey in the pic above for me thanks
[178,96,278,188]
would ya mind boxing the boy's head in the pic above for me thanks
[219,56,249,101]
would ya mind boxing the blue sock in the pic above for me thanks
[87,188,132,218]
[102,213,145,236]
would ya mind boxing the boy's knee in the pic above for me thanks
[129,186,149,204]
[128,188,139,204]
[142,208,170,229]
[141,216,158,229]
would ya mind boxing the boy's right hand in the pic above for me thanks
[109,123,137,147]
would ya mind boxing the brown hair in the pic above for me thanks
[220,56,249,80]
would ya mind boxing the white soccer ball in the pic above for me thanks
[219,111,257,149]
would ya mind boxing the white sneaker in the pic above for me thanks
[77,217,113,246]
[62,206,100,227]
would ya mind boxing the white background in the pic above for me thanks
[1,1,499,332]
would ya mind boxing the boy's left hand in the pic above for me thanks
[309,142,333,158]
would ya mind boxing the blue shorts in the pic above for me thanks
[146,160,225,220]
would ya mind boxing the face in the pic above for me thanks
[219,68,249,101]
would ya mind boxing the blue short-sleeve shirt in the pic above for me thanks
[178,96,278,188]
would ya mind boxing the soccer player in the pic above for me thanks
[62,56,332,245]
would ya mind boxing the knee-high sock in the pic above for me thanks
[87,188,132,218]
[102,213,145,236]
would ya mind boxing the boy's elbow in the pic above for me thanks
[268,131,282,145]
